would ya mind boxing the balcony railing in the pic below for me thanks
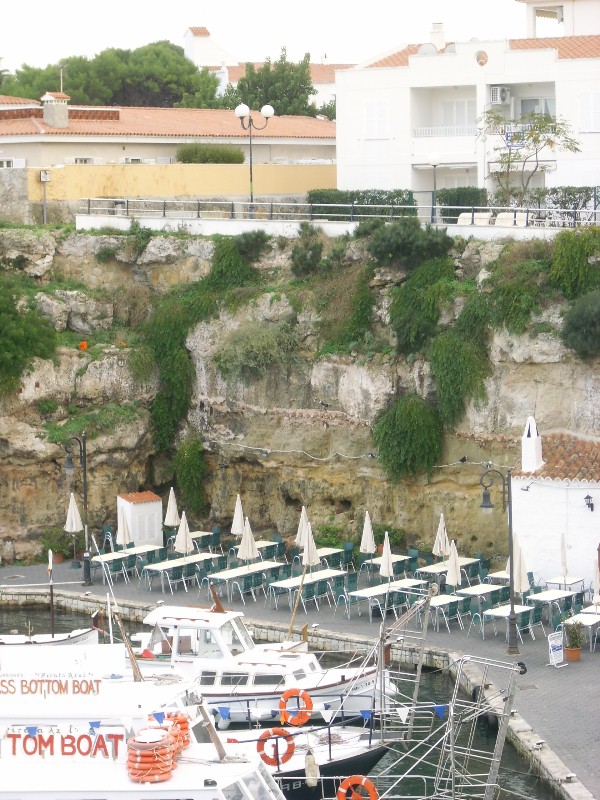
[413,126,477,137]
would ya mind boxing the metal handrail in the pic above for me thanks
[77,198,599,228]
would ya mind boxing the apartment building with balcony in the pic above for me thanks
[335,0,600,198]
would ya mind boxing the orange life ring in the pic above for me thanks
[337,775,379,800]
[257,727,295,767]
[278,688,313,726]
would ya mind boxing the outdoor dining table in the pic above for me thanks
[456,583,500,614]
[484,570,510,585]
[92,544,161,584]
[482,603,531,640]
[429,593,462,632]
[142,551,215,593]
[269,567,346,610]
[581,604,600,614]
[231,539,276,558]
[415,557,479,583]
[563,612,600,652]
[315,546,344,566]
[347,578,426,622]
[526,589,574,622]
[545,574,586,591]
[209,559,281,602]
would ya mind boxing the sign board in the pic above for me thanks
[40,170,51,182]
[547,630,567,668]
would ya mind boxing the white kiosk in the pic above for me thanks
[116,491,162,547]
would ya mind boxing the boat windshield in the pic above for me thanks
[224,619,253,653]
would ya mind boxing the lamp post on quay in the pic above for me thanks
[234,103,274,205]
[479,465,520,656]
[430,162,439,224]
[64,431,92,586]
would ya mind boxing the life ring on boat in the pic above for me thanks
[337,775,379,800]
[257,727,295,766]
[278,688,313,726]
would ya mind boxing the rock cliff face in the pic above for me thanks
[0,229,597,563]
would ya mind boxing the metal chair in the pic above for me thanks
[314,579,332,608]
[342,542,355,571]
[275,541,287,562]
[182,562,197,589]
[515,609,532,643]
[528,605,546,639]
[106,556,128,584]
[262,544,277,560]
[165,565,187,594]
[230,574,256,605]
[297,582,319,613]
[102,525,115,553]
[195,567,211,599]
[251,570,266,600]
[209,529,224,555]
[328,574,345,605]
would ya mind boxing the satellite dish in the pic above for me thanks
[417,43,438,55]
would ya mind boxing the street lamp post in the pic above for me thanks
[65,431,92,586]
[234,103,274,205]
[479,466,520,656]
[431,163,438,224]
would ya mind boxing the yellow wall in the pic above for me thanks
[27,164,337,201]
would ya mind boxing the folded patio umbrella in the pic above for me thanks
[560,531,568,579]
[116,504,132,548]
[359,511,376,556]
[174,511,194,555]
[294,505,309,548]
[432,512,451,559]
[379,531,394,580]
[593,561,600,608]
[231,494,245,538]
[238,517,259,564]
[512,533,530,595]
[164,487,180,528]
[445,540,462,588]
[64,492,83,534]
[302,522,320,569]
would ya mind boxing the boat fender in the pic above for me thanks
[305,748,320,787]
[337,775,378,800]
[279,688,313,726]
[140,649,155,659]
[257,728,295,766]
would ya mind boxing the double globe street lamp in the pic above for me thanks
[234,103,274,205]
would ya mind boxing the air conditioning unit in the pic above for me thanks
[490,86,511,106]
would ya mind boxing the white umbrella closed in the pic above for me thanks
[445,540,462,588]
[359,511,376,556]
[238,517,259,564]
[432,512,451,559]
[592,561,600,609]
[295,506,309,548]
[302,523,320,570]
[116,504,132,548]
[64,492,84,564]
[379,531,394,580]
[64,492,83,534]
[231,494,245,538]
[164,487,180,528]
[174,511,194,556]
[512,533,530,596]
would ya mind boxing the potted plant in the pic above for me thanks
[563,618,584,662]
[39,527,83,564]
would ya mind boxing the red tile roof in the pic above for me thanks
[118,491,162,504]
[0,105,335,139]
[188,27,210,37]
[509,34,600,59]
[516,432,600,482]
[0,94,40,106]
[365,34,600,68]
[218,63,353,85]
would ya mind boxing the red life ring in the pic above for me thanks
[278,688,313,726]
[337,775,379,800]
[257,728,295,767]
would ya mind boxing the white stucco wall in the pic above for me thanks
[512,475,599,590]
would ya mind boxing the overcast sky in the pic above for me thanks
[2,1,560,74]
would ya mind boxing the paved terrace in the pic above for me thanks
[0,560,597,800]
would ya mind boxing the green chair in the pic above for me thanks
[297,582,319,613]
[342,541,355,571]
[230,574,255,604]
[165,565,187,594]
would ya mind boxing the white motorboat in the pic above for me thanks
[132,604,398,725]
[0,627,98,645]
[0,642,287,800]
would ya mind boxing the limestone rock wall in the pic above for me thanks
[1,228,598,565]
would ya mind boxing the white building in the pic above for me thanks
[511,416,600,592]
[183,26,352,108]
[335,0,600,198]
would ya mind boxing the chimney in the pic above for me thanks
[521,416,544,473]
[40,91,70,128]
[430,23,446,50]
